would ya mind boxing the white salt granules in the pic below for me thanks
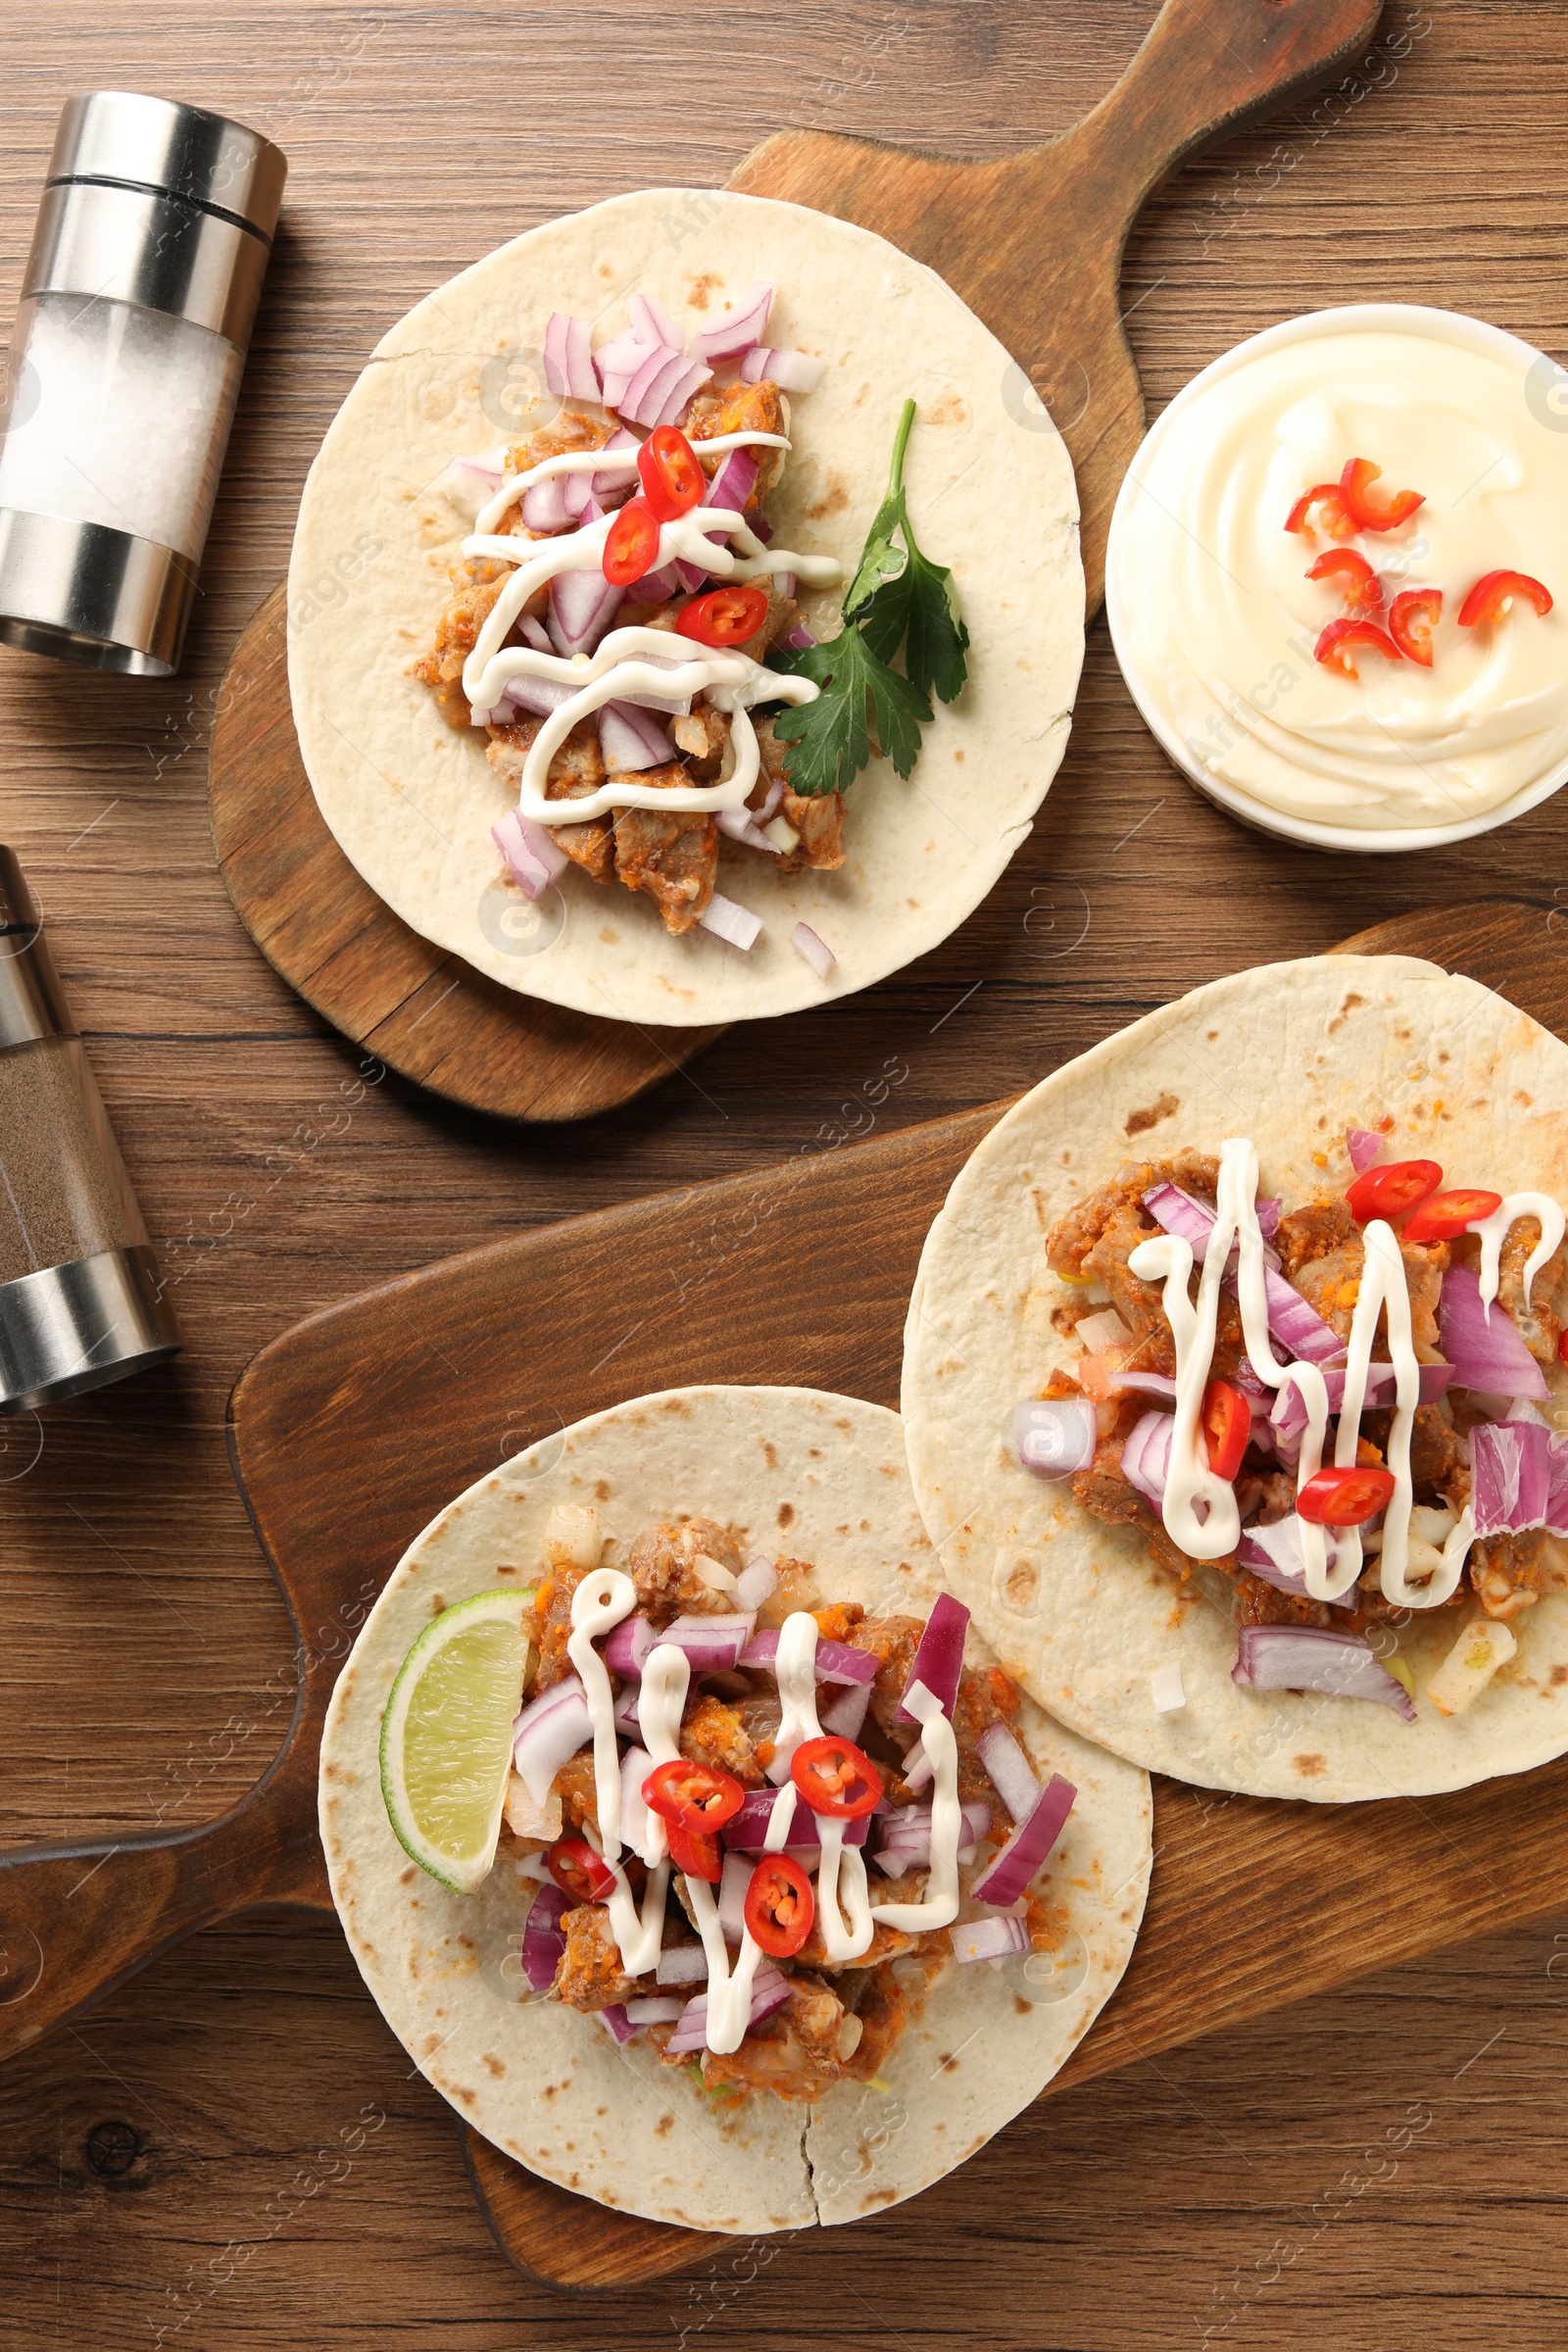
[0,291,242,559]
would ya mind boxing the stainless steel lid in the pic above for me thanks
[0,1245,181,1413]
[46,91,285,242]
[0,846,74,1050]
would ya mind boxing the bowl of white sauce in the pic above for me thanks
[1105,303,1568,853]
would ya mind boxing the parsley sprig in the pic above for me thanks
[767,399,969,797]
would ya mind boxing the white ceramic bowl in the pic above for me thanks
[1105,302,1568,855]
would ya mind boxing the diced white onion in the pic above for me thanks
[699,893,762,951]
[790,921,835,978]
[1151,1663,1186,1714]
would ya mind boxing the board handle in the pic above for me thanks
[1057,0,1387,227]
[0,1745,325,2060]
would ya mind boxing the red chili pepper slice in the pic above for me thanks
[1314,617,1404,680]
[664,1818,724,1883]
[1339,457,1425,533]
[674,584,771,648]
[790,1734,882,1820]
[1457,569,1553,627]
[1345,1159,1443,1223]
[1201,1380,1251,1483]
[1401,1187,1504,1243]
[636,425,706,523]
[1388,587,1442,667]
[743,1854,815,1958]
[642,1758,745,1832]
[1306,549,1384,614]
[1297,1464,1398,1528]
[1558,1329,1568,1367]
[602,496,662,587]
[1285,483,1356,540]
[547,1835,617,1904]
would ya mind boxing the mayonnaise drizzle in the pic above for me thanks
[868,1681,961,1933]
[1467,1193,1566,1316]
[772,1612,873,1963]
[1125,1227,1241,1560]
[567,1569,668,1976]
[471,431,790,538]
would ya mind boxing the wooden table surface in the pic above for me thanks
[3,3,1568,2345]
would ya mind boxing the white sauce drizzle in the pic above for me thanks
[868,1681,961,1933]
[471,430,790,538]
[566,1570,668,1976]
[1125,1226,1240,1560]
[771,1613,873,1963]
[1467,1193,1566,1316]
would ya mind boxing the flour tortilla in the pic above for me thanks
[287,188,1083,1028]
[318,1386,1149,2233]
[901,956,1568,1803]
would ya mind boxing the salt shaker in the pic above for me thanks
[0,93,285,676]
[0,848,179,1411]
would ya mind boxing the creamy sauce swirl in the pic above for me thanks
[471,430,789,538]
[867,1681,961,1933]
[1468,1192,1566,1314]
[567,1570,669,1975]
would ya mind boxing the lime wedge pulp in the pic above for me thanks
[379,1589,532,1893]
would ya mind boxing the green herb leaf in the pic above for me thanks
[769,627,931,796]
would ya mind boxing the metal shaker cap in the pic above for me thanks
[45,91,285,244]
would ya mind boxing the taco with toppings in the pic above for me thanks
[287,188,1083,1027]
[318,1388,1149,2233]
[902,955,1568,1802]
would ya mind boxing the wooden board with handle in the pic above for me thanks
[0,897,1564,2292]
[206,0,1383,1126]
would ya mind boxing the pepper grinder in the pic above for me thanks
[0,848,179,1410]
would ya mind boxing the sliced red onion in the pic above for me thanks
[902,1746,933,1793]
[1347,1128,1385,1173]
[896,1592,968,1724]
[597,2002,639,2042]
[753,775,786,826]
[1546,1435,1568,1536]
[493,672,579,722]
[750,513,775,545]
[773,570,797,599]
[697,283,774,363]
[595,329,655,407]
[722,1788,871,1850]
[969,1774,1076,1908]
[732,1558,776,1612]
[1269,1361,1453,1437]
[548,569,624,655]
[1110,1370,1179,1402]
[434,452,505,518]
[493,809,569,903]
[612,1681,641,1738]
[717,808,779,853]
[817,1679,872,1741]
[515,613,554,653]
[656,359,712,427]
[659,1613,755,1672]
[705,448,760,514]
[778,619,816,651]
[790,923,837,980]
[1472,1417,1551,1535]
[1440,1264,1550,1400]
[737,1628,877,1685]
[634,562,684,602]
[603,1615,658,1678]
[675,558,711,594]
[598,700,671,772]
[698,893,762,951]
[591,425,641,502]
[520,472,572,532]
[519,1883,570,1990]
[738,345,825,393]
[543,313,598,401]
[664,1961,790,2053]
[655,1943,708,1986]
[1237,1516,1353,1606]
[1144,1183,1343,1367]
[624,1994,686,2027]
[1120,1410,1173,1508]
[976,1722,1040,1821]
[627,292,682,351]
[871,1798,991,1878]
[616,343,683,419]
[952,1915,1031,1965]
[1233,1624,1416,1718]
[1014,1397,1097,1481]
[511,1674,592,1801]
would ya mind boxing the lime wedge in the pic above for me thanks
[380,1589,532,1892]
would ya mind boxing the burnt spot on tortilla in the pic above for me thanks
[778,1502,795,1529]
[1293,1752,1328,1778]
[656,2113,673,2136]
[1124,1092,1179,1137]
[1328,991,1365,1035]
[398,1864,416,1886]
[933,2051,959,2074]
[494,1562,518,1576]
[596,1479,611,1500]
[1014,1995,1033,2017]
[429,1592,445,1615]
[808,476,851,521]
[955,747,966,763]
[1207,1029,1219,1041]
[484,2055,505,2078]
[1551,1664,1568,1687]
[1005,1562,1039,1609]
[763,1442,779,1469]
[687,271,720,311]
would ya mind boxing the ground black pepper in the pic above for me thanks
[0,1036,142,1286]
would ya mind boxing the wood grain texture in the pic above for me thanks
[3,2,1568,2344]
[209,0,1375,1123]
[208,584,724,1122]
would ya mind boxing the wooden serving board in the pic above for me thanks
[0,898,1565,2294]
[206,0,1382,1126]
